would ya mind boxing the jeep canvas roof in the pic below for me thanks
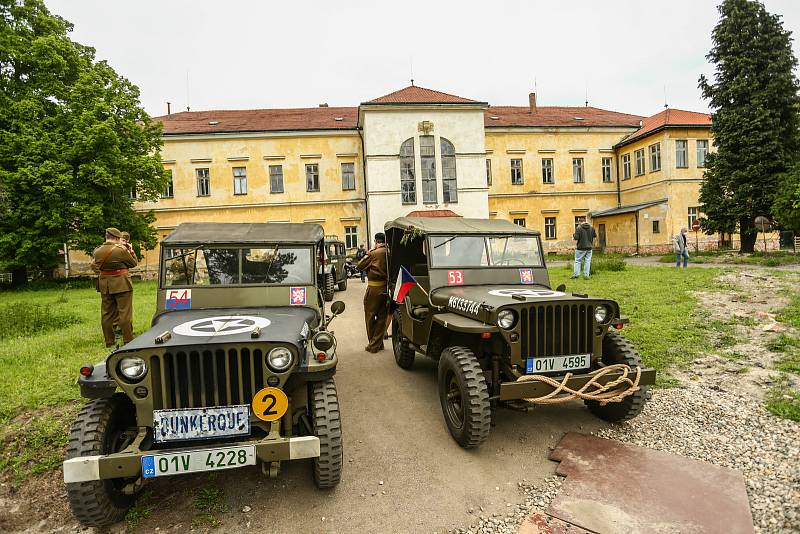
[162,222,325,245]
[385,217,540,235]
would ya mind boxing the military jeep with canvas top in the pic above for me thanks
[320,235,347,301]
[64,223,345,527]
[385,217,655,448]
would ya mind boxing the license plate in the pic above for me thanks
[526,354,590,374]
[152,405,250,443]
[141,445,255,478]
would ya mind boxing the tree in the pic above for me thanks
[698,0,800,252]
[0,0,167,285]
[773,165,800,231]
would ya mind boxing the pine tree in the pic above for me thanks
[699,0,800,252]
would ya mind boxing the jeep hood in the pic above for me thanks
[117,307,316,352]
[431,284,599,315]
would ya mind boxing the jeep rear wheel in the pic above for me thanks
[585,331,648,423]
[323,273,335,301]
[336,271,347,291]
[392,311,415,369]
[437,346,491,449]
[310,379,343,488]
[65,394,140,527]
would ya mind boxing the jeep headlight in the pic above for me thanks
[267,347,294,372]
[119,357,147,381]
[312,332,335,352]
[594,305,610,324]
[497,309,517,330]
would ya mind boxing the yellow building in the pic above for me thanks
[123,86,716,270]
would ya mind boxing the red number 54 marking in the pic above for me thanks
[447,270,464,285]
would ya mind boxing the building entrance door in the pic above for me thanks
[598,224,606,250]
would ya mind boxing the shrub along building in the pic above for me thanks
[130,85,716,268]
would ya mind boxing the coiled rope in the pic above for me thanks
[515,364,641,405]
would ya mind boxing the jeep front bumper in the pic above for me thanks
[63,435,319,483]
[499,367,657,401]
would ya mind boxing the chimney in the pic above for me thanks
[529,92,537,113]
[166,102,171,117]
[319,103,329,108]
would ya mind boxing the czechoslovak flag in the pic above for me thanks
[393,265,418,303]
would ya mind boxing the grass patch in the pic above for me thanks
[562,256,626,274]
[765,375,800,422]
[657,250,800,266]
[549,266,724,386]
[125,490,155,531]
[192,486,227,528]
[0,302,80,340]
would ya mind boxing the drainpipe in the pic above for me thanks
[634,211,640,255]
[358,127,371,248]
[615,151,622,207]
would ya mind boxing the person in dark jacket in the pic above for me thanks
[355,243,367,283]
[572,219,597,279]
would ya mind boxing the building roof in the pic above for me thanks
[406,209,462,217]
[163,223,325,245]
[154,107,358,135]
[364,85,482,105]
[616,108,712,147]
[484,106,644,128]
[385,217,539,235]
[591,198,668,218]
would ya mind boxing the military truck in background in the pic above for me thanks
[64,223,345,527]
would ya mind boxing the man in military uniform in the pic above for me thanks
[91,228,138,347]
[357,232,389,353]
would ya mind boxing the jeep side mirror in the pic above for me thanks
[331,301,346,316]
[556,284,566,292]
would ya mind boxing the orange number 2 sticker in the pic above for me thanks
[252,387,289,422]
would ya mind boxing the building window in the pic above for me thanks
[688,206,699,228]
[572,158,584,183]
[441,138,458,203]
[162,170,174,198]
[511,158,524,184]
[486,159,492,186]
[306,163,320,192]
[574,215,586,228]
[634,149,645,176]
[541,158,554,184]
[400,138,416,204]
[341,162,355,191]
[652,220,660,233]
[649,143,661,172]
[233,167,247,195]
[129,186,137,200]
[676,140,688,168]
[269,165,284,193]
[697,140,708,168]
[622,154,631,180]
[601,157,612,183]
[513,218,526,227]
[196,168,210,196]
[544,217,557,240]
[344,226,358,249]
[420,135,437,203]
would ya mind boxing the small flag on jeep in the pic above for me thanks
[393,265,418,303]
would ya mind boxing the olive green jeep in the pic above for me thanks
[64,223,345,527]
[320,236,347,301]
[385,217,655,449]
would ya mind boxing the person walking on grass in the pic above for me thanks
[673,227,690,268]
[572,218,597,279]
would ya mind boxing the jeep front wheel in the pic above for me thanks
[65,394,140,527]
[392,311,415,369]
[310,379,343,488]
[337,272,347,291]
[437,346,491,448]
[323,273,335,301]
[585,331,648,423]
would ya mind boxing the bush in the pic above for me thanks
[0,302,80,340]
[591,257,626,273]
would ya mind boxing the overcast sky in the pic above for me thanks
[47,0,800,118]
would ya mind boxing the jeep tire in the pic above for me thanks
[585,331,648,423]
[310,379,343,488]
[392,311,415,369]
[65,394,140,527]
[323,273,335,301]
[336,272,347,291]
[437,346,491,448]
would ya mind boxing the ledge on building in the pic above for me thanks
[591,198,668,217]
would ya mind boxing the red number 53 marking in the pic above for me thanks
[447,270,464,285]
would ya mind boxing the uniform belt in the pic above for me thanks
[100,268,129,276]
[367,280,386,287]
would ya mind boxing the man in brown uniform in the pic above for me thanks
[357,232,389,353]
[91,228,138,347]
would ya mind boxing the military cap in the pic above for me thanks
[121,231,131,240]
[105,227,122,238]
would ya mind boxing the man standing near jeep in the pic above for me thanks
[572,218,597,279]
[91,227,138,347]
[357,233,389,353]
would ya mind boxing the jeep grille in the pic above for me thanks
[150,348,266,410]
[519,304,594,358]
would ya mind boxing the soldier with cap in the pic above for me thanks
[357,232,389,353]
[91,228,138,347]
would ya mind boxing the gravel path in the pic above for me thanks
[596,385,799,533]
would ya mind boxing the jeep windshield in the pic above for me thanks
[163,246,313,286]
[429,235,544,268]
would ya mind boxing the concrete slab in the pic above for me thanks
[517,512,594,534]
[547,432,754,534]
